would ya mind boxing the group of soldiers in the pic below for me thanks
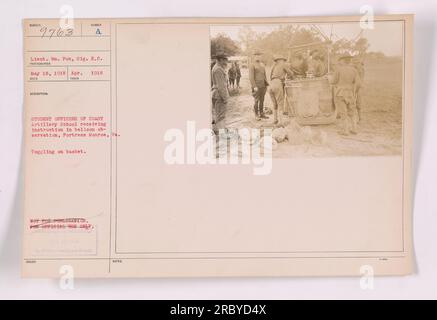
[211,50,364,136]
[227,62,241,89]
[249,52,294,124]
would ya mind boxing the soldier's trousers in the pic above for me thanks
[356,86,362,118]
[212,98,227,130]
[252,86,267,116]
[334,96,358,133]
[268,79,285,112]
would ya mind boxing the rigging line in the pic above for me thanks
[313,24,329,41]
[352,30,364,43]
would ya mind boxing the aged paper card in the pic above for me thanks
[22,15,413,277]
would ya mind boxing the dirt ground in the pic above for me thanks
[222,61,403,158]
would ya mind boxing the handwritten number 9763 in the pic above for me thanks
[40,26,74,39]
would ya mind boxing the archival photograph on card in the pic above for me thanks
[21,15,413,278]
[210,21,404,158]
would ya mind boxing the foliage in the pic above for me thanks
[211,34,241,57]
[331,37,369,56]
[236,25,375,65]
[239,25,324,63]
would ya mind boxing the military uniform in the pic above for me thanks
[228,66,236,88]
[332,55,361,135]
[249,60,269,119]
[235,63,241,87]
[211,61,229,130]
[268,55,294,123]
[308,50,326,77]
[312,59,326,77]
[354,62,365,121]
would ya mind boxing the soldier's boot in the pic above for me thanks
[260,109,269,119]
[269,90,280,121]
[254,104,260,120]
[273,109,279,125]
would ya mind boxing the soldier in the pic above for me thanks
[309,50,327,77]
[210,57,216,88]
[289,53,307,77]
[228,63,236,89]
[332,53,361,135]
[268,54,294,124]
[354,59,365,122]
[235,62,241,88]
[249,52,269,121]
[211,52,229,131]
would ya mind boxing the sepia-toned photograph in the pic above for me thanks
[210,21,404,157]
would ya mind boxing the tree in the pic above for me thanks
[238,26,324,64]
[354,38,369,55]
[331,37,370,58]
[211,34,241,57]
[238,26,257,53]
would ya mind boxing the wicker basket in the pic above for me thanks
[285,76,336,126]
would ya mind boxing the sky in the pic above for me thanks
[210,21,403,56]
